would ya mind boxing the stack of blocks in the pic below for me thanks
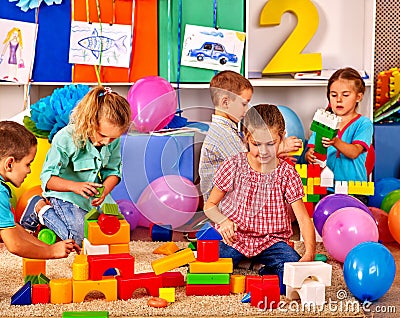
[375,67,400,108]
[186,223,233,296]
[283,261,332,306]
[12,203,185,305]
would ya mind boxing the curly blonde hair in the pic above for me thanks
[69,86,131,148]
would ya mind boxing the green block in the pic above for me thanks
[307,194,320,203]
[101,203,124,219]
[158,0,245,83]
[38,273,50,285]
[62,312,109,318]
[188,241,197,251]
[84,219,97,238]
[85,208,100,221]
[310,121,338,139]
[24,275,39,285]
[186,273,230,285]
[315,253,328,262]
[301,178,307,186]
[94,186,104,198]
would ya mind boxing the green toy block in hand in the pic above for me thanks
[94,185,105,198]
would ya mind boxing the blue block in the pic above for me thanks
[196,222,222,240]
[11,281,31,305]
[374,124,400,179]
[151,224,173,242]
[112,133,194,203]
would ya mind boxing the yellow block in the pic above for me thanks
[295,164,307,178]
[22,258,46,277]
[159,287,175,302]
[87,220,130,245]
[49,278,72,304]
[151,248,196,275]
[72,278,118,303]
[189,258,233,274]
[109,243,130,254]
[230,274,245,294]
[72,254,88,281]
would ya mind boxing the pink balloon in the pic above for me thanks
[322,207,379,263]
[127,76,177,132]
[136,175,199,229]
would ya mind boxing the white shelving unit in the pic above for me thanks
[1,0,376,141]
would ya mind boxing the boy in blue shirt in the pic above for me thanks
[0,121,79,259]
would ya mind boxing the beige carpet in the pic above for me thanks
[0,241,369,317]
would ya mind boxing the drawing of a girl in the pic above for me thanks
[0,27,24,82]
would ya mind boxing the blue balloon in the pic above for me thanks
[343,242,396,302]
[368,177,400,208]
[277,105,305,143]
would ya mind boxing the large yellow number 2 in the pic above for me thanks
[260,0,322,74]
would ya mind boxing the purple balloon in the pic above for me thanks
[313,194,374,236]
[127,76,177,132]
[322,207,379,263]
[116,199,141,230]
[136,175,199,229]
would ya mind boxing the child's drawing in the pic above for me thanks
[181,24,246,72]
[69,21,132,68]
[0,19,37,84]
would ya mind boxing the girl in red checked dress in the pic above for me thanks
[204,104,316,294]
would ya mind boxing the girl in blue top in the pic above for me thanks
[305,67,373,204]
[20,86,132,246]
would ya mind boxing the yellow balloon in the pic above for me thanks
[13,137,50,201]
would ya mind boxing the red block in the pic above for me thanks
[250,281,280,310]
[32,284,50,304]
[186,284,230,296]
[88,253,134,280]
[245,275,262,293]
[196,240,219,262]
[307,164,321,178]
[314,152,327,162]
[117,272,162,300]
[313,185,327,195]
[304,202,314,218]
[160,272,185,287]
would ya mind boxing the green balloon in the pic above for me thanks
[380,189,400,213]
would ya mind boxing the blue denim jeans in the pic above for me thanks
[41,198,87,247]
[219,241,301,294]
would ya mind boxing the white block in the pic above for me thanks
[286,278,326,306]
[335,181,348,194]
[83,238,110,255]
[320,166,334,187]
[283,261,332,288]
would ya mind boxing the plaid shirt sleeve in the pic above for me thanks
[213,156,237,193]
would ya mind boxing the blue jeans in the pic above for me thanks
[41,198,87,247]
[219,241,301,294]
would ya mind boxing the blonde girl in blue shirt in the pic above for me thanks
[20,86,132,246]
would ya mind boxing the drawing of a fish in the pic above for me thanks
[78,29,127,59]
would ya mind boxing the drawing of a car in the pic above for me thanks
[188,42,238,65]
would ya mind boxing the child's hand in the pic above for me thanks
[284,136,302,153]
[321,136,335,148]
[305,148,316,163]
[91,196,105,207]
[299,251,315,262]
[218,218,237,245]
[51,239,81,258]
[72,182,103,199]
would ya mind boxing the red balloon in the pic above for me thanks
[368,207,395,243]
[365,144,375,176]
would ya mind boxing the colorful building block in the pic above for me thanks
[49,278,72,304]
[62,311,109,318]
[87,220,130,245]
[186,284,230,296]
[117,272,162,300]
[153,242,179,255]
[195,222,223,240]
[347,181,374,196]
[283,261,332,288]
[189,258,233,274]
[72,278,118,302]
[159,287,175,302]
[11,281,31,305]
[150,224,173,242]
[230,274,245,294]
[196,240,219,262]
[32,284,50,304]
[88,253,134,280]
[152,248,196,275]
[22,258,46,277]
[186,273,230,285]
